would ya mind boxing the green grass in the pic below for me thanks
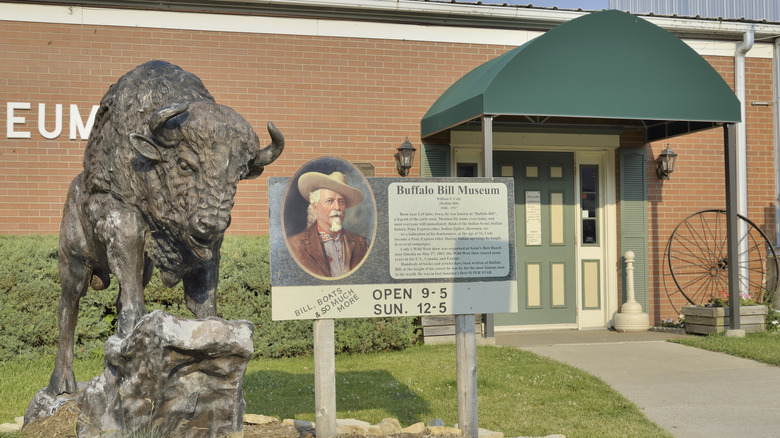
[670,331,780,366]
[0,353,105,423]
[1,345,670,437]
[247,344,669,437]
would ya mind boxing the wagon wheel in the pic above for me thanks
[667,209,779,306]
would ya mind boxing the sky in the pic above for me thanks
[479,0,610,10]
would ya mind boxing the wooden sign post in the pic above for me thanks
[313,319,337,438]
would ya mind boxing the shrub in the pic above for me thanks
[0,234,419,361]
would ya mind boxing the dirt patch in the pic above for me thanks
[19,402,80,438]
[243,421,314,438]
[21,403,462,438]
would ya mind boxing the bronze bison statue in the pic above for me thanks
[48,60,284,395]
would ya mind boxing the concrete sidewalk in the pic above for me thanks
[496,330,780,438]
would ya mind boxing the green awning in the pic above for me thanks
[421,10,741,141]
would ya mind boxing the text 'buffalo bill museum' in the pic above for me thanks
[3,0,780,335]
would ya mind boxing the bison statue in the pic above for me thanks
[48,60,284,396]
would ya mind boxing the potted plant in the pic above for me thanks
[682,289,768,335]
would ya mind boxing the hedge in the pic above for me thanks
[0,234,419,361]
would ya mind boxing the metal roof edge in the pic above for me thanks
[2,0,584,30]
[7,0,780,40]
[639,14,780,41]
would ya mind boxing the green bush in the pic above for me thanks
[0,234,419,361]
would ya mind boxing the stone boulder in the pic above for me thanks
[26,310,254,438]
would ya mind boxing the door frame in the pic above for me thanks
[450,129,619,330]
[575,150,618,329]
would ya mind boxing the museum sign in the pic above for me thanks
[269,156,518,320]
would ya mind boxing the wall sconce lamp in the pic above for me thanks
[656,145,678,180]
[394,137,417,177]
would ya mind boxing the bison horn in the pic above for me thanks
[245,121,285,180]
[149,103,189,147]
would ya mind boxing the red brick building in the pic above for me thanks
[2,0,778,332]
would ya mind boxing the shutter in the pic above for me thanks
[619,149,649,311]
[420,144,451,177]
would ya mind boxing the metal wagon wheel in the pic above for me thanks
[667,209,778,306]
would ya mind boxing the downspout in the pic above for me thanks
[773,37,780,301]
[735,27,753,220]
[774,37,780,249]
[735,26,754,299]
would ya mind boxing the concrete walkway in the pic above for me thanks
[496,330,780,438]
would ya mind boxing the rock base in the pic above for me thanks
[25,310,254,438]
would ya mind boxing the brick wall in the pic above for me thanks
[644,56,776,323]
[0,20,509,234]
[1,17,777,326]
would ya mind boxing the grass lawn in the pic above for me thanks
[245,344,671,437]
[0,354,104,424]
[1,344,670,437]
[670,331,780,366]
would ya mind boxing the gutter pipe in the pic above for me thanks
[774,37,780,249]
[735,26,754,223]
[772,37,780,303]
[735,27,754,299]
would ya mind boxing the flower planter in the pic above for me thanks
[682,305,767,335]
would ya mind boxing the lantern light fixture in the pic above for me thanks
[394,137,417,177]
[656,144,678,180]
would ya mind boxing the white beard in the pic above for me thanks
[330,216,343,233]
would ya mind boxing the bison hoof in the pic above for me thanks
[47,370,77,396]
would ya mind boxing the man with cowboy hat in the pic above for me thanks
[288,171,370,278]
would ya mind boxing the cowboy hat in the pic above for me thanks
[298,171,364,207]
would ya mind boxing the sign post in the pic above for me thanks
[313,319,337,438]
[455,314,478,438]
[269,157,517,437]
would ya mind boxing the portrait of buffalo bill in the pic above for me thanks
[283,159,374,279]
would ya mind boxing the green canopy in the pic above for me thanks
[421,10,741,141]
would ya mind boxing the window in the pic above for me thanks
[457,163,477,177]
[580,165,598,245]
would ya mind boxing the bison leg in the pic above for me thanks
[183,254,220,319]
[142,255,154,288]
[102,212,148,338]
[48,250,90,395]
[111,249,147,338]
[48,178,93,396]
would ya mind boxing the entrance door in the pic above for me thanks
[494,151,576,327]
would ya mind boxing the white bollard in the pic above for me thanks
[614,250,650,332]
